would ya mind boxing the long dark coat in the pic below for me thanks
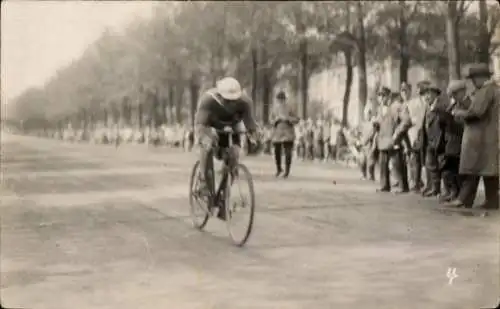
[421,97,448,151]
[457,80,499,176]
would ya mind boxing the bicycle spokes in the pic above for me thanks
[189,161,210,230]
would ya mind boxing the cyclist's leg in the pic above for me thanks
[230,133,242,167]
[196,126,217,189]
[216,133,241,220]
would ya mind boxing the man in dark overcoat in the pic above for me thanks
[420,82,448,197]
[445,63,499,209]
[438,80,467,202]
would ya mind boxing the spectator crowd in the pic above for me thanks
[358,62,498,210]
[19,62,498,211]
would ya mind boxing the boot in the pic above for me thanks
[368,164,376,181]
[423,188,440,197]
[423,173,440,197]
[442,199,468,208]
[283,152,292,178]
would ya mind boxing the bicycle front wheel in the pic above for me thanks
[225,163,255,247]
[189,160,210,230]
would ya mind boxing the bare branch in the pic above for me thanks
[455,0,473,23]
[407,0,420,21]
[488,7,500,37]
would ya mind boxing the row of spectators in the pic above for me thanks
[29,118,355,163]
[357,62,498,210]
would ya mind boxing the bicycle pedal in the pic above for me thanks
[210,207,219,217]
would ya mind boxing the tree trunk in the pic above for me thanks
[251,47,258,112]
[446,2,461,80]
[210,52,218,86]
[150,90,161,128]
[175,84,184,124]
[121,97,131,126]
[300,38,308,120]
[189,73,200,127]
[478,0,490,64]
[398,0,410,85]
[355,1,368,124]
[160,97,168,125]
[341,2,353,127]
[81,109,88,134]
[89,111,96,131]
[102,109,108,126]
[168,84,175,124]
[137,103,143,128]
[261,58,271,125]
[342,49,353,127]
[454,17,461,72]
[112,103,120,126]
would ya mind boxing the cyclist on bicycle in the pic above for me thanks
[195,77,259,218]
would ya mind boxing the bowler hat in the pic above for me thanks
[390,92,402,102]
[276,91,286,100]
[417,80,431,95]
[446,80,466,95]
[462,63,492,78]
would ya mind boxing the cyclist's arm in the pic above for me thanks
[194,93,218,146]
[194,93,214,128]
[240,94,258,133]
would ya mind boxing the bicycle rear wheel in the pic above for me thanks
[225,163,255,246]
[189,160,210,230]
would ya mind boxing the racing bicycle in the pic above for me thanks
[189,127,256,246]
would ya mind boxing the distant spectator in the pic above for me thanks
[270,91,299,178]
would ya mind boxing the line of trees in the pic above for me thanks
[7,1,500,133]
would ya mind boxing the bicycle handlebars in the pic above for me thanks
[213,127,246,134]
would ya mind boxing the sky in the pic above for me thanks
[1,0,154,104]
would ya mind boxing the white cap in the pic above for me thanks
[216,77,242,100]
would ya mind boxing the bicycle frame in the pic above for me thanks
[207,133,235,208]
[189,128,256,246]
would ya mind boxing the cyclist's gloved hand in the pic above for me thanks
[247,131,260,146]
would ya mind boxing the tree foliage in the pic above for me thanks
[7,1,500,129]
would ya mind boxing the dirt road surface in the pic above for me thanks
[1,134,498,309]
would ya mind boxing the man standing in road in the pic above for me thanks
[270,91,299,178]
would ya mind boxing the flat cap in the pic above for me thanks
[377,86,391,96]
[400,82,411,91]
[422,81,442,94]
[446,80,467,95]
[462,63,492,78]
[390,92,402,102]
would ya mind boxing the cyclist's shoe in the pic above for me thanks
[196,178,209,196]
[217,205,227,221]
[196,177,213,210]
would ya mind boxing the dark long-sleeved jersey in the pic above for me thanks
[194,88,257,132]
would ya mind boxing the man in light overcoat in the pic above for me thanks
[270,91,299,178]
[373,87,411,193]
[403,81,429,192]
